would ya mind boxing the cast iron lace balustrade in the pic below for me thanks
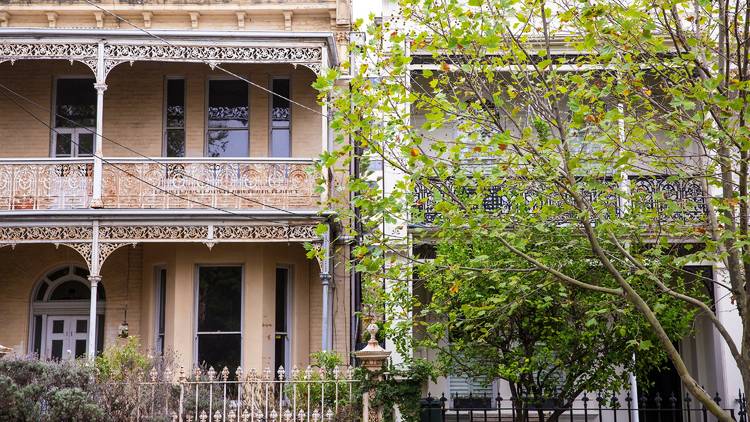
[413,175,706,226]
[0,159,93,210]
[0,158,319,211]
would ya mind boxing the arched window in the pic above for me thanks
[29,265,105,360]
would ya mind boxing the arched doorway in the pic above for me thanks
[29,265,105,360]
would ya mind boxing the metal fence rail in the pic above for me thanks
[421,391,747,422]
[130,365,359,422]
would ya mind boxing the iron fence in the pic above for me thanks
[421,391,747,422]
[129,365,359,422]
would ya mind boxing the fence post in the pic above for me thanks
[354,323,391,422]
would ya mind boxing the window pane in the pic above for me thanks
[33,315,42,356]
[166,79,185,128]
[274,335,286,374]
[78,133,94,156]
[166,129,185,157]
[55,133,72,156]
[207,130,248,157]
[49,280,89,300]
[52,319,64,334]
[275,268,288,332]
[197,266,242,332]
[270,129,291,158]
[76,319,87,333]
[96,314,104,355]
[197,334,241,372]
[56,79,96,128]
[35,282,48,301]
[208,80,248,128]
[51,339,63,360]
[272,79,290,111]
[75,340,87,358]
[158,269,166,335]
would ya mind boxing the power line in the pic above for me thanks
[83,0,327,118]
[0,87,315,226]
[0,82,318,220]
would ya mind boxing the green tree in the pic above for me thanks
[314,0,750,419]
[414,230,695,419]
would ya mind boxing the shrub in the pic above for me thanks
[48,388,104,422]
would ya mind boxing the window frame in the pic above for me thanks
[193,264,245,370]
[162,76,187,157]
[204,77,250,158]
[51,76,97,158]
[268,75,292,158]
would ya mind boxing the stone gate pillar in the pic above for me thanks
[354,323,391,422]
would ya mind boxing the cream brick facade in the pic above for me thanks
[0,0,354,371]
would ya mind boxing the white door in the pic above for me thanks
[45,316,89,360]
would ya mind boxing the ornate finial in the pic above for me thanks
[305,366,313,380]
[312,409,320,422]
[241,409,250,422]
[284,409,293,421]
[263,366,272,380]
[207,366,217,381]
[228,410,237,422]
[277,365,286,381]
[367,323,379,345]
[297,410,306,421]
[221,366,230,381]
[213,410,222,422]
[199,410,208,422]
[292,365,300,379]
[270,410,278,420]
[235,366,243,380]
[325,408,334,421]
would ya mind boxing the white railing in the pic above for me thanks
[102,158,319,210]
[132,365,359,422]
[0,158,92,211]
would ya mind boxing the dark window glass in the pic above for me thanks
[51,340,63,360]
[275,268,288,333]
[33,315,42,356]
[49,267,69,281]
[74,267,89,279]
[197,334,241,373]
[52,319,64,334]
[274,268,289,373]
[156,268,167,355]
[96,314,104,355]
[166,79,186,157]
[270,79,291,157]
[49,280,89,301]
[78,133,94,156]
[97,282,106,301]
[55,133,72,157]
[35,282,48,301]
[207,80,248,157]
[75,340,87,358]
[197,266,242,371]
[76,319,87,333]
[55,79,96,128]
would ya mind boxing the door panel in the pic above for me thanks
[45,316,88,360]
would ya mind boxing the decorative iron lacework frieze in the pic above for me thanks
[99,225,209,241]
[0,225,93,242]
[213,224,318,241]
[0,41,324,77]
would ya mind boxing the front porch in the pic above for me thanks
[0,235,349,371]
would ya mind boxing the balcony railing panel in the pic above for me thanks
[413,175,707,226]
[0,159,92,211]
[101,158,319,210]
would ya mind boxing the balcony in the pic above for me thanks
[413,175,708,226]
[0,158,319,212]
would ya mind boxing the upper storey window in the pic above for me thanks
[270,78,291,157]
[165,78,186,157]
[53,78,96,157]
[207,80,249,157]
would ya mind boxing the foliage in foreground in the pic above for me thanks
[314,0,750,418]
